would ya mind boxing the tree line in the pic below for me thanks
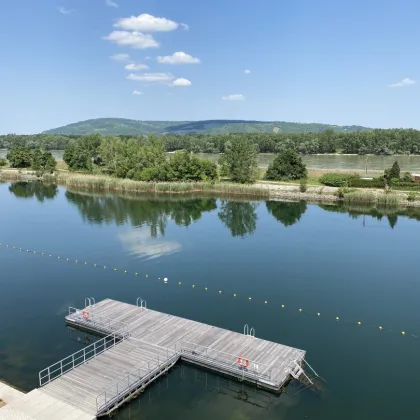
[3,128,420,155]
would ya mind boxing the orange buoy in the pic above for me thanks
[237,356,249,368]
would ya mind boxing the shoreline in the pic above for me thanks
[2,171,420,208]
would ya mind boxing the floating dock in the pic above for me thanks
[28,298,306,418]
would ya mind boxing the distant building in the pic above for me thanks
[412,173,420,183]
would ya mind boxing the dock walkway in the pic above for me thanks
[36,298,306,418]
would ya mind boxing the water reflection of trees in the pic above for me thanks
[319,203,420,229]
[265,201,307,227]
[65,191,217,237]
[218,201,258,237]
[8,181,58,202]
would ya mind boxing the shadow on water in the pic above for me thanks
[266,201,307,227]
[64,327,308,420]
[217,201,258,237]
[64,189,263,238]
[319,202,420,228]
[8,181,58,202]
[108,364,294,420]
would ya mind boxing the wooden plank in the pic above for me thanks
[39,298,307,416]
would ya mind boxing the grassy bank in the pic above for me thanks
[57,173,270,197]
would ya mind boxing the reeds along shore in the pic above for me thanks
[56,173,271,197]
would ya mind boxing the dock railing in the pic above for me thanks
[39,330,129,386]
[96,344,179,414]
[67,307,129,338]
[181,341,273,384]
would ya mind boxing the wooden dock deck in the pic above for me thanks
[36,298,307,418]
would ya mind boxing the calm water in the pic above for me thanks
[1,182,420,419]
[2,149,420,172]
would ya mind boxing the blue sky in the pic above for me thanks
[1,0,419,133]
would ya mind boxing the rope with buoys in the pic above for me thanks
[0,241,417,340]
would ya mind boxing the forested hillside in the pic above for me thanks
[42,118,369,136]
[2,129,420,155]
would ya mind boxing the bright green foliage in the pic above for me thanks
[219,137,258,183]
[63,134,102,172]
[32,148,56,173]
[6,146,33,168]
[0,158,7,167]
[265,149,307,181]
[319,173,359,187]
[63,142,92,171]
[167,151,217,182]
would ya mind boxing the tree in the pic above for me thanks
[219,137,258,183]
[0,158,7,167]
[63,142,92,171]
[384,160,400,184]
[32,148,56,173]
[6,146,33,168]
[265,149,307,181]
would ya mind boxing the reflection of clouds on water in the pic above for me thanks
[119,228,181,260]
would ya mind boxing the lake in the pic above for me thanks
[1,182,420,420]
[2,149,420,172]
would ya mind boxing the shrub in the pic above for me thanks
[334,187,356,198]
[0,158,7,167]
[391,182,420,191]
[319,173,359,187]
[348,177,386,188]
[407,191,419,202]
[299,179,307,192]
[377,194,401,206]
[343,191,376,203]
[401,172,414,183]
[265,149,307,181]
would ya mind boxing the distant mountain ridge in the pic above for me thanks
[43,118,371,135]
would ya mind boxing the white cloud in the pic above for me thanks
[157,52,200,64]
[58,6,73,14]
[389,78,416,87]
[180,23,189,30]
[104,31,159,49]
[132,90,143,95]
[222,94,245,101]
[110,53,130,61]
[125,63,149,71]
[172,78,191,86]
[127,72,174,83]
[114,13,179,32]
[105,0,118,7]
[244,69,251,74]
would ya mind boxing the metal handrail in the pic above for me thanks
[67,307,129,336]
[181,340,272,382]
[96,347,179,413]
[39,329,129,386]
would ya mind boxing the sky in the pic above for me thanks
[1,0,420,133]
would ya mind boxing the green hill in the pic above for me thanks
[43,118,370,135]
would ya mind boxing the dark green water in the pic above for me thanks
[1,181,420,420]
